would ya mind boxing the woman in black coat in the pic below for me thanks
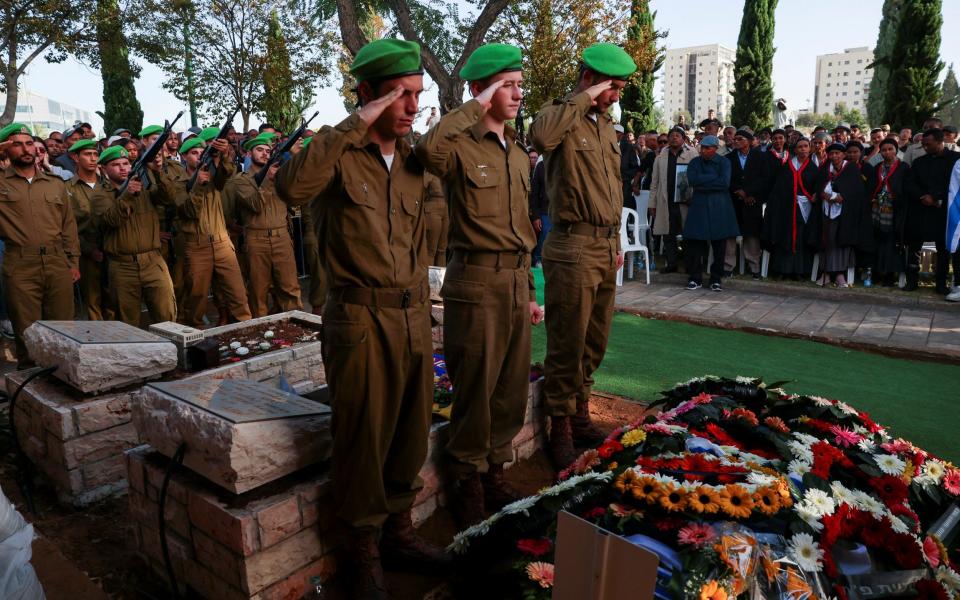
[808,143,874,287]
[763,137,817,278]
[865,138,908,286]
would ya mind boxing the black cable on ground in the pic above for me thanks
[159,442,187,600]
[7,365,57,516]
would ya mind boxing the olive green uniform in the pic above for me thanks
[529,91,622,417]
[91,172,178,326]
[65,175,113,320]
[416,99,536,475]
[223,171,301,317]
[422,171,448,266]
[172,163,252,327]
[0,167,80,363]
[276,113,431,531]
[160,158,187,319]
[299,206,326,312]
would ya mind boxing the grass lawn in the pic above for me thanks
[531,312,960,462]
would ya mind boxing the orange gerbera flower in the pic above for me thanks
[614,470,637,494]
[753,487,781,516]
[775,479,794,508]
[686,485,722,514]
[630,476,662,504]
[658,484,688,512]
[700,580,728,600]
[719,484,754,519]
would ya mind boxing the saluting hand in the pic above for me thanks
[585,80,614,105]
[475,79,507,112]
[358,86,405,126]
[529,301,544,326]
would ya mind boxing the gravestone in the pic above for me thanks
[23,321,178,394]
[135,378,332,494]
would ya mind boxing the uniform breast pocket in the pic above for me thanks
[340,180,378,241]
[465,165,501,218]
[45,193,64,206]
[610,140,622,156]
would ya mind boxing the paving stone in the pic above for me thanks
[852,307,899,341]
[732,297,785,324]
[756,297,814,329]
[786,301,840,334]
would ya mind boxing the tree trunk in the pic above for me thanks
[1,68,18,126]
[335,0,368,57]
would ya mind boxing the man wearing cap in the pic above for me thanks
[171,136,250,326]
[222,133,300,317]
[528,42,635,469]
[725,128,771,278]
[54,126,83,173]
[416,43,543,525]
[0,124,80,366]
[91,145,178,325]
[833,123,851,145]
[64,139,113,320]
[276,38,445,598]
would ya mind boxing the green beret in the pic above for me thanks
[302,136,313,148]
[138,125,164,138]
[0,123,33,142]
[68,139,99,154]
[179,137,205,154]
[350,39,422,83]
[243,133,276,151]
[98,145,129,165]
[459,44,522,81]
[581,43,637,79]
[198,127,220,142]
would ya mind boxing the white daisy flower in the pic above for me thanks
[500,495,538,515]
[788,532,824,572]
[735,375,757,384]
[801,489,836,517]
[651,473,680,486]
[748,472,777,486]
[830,481,857,506]
[792,433,820,446]
[874,453,907,476]
[809,396,833,407]
[852,424,869,436]
[857,438,877,453]
[788,460,811,477]
[858,494,885,517]
[789,441,814,464]
[835,401,858,415]
[887,514,910,535]
[921,459,946,484]
[936,566,960,591]
[794,504,824,532]
[680,480,699,492]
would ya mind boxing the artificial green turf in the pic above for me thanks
[531,312,960,462]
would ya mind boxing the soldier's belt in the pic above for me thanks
[245,227,288,238]
[330,282,429,309]
[559,222,618,238]
[183,232,229,243]
[451,249,529,270]
[110,250,160,263]
[5,243,65,257]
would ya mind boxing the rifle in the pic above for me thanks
[254,111,319,187]
[514,99,526,146]
[117,111,184,198]
[187,107,239,192]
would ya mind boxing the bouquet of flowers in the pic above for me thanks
[449,376,960,600]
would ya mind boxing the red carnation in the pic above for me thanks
[583,507,607,521]
[517,538,552,557]
[870,475,908,505]
[597,440,623,459]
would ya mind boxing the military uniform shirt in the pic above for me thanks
[91,171,176,256]
[223,171,289,230]
[0,167,80,268]
[64,176,101,257]
[175,164,234,237]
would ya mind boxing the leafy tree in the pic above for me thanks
[94,0,143,135]
[867,0,902,125]
[729,0,777,130]
[881,0,944,129]
[938,64,960,127]
[619,0,665,133]
[262,10,299,133]
[0,0,91,125]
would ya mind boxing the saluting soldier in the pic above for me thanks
[222,133,301,316]
[0,123,81,366]
[416,44,544,526]
[276,39,446,600]
[529,43,636,470]
[422,171,448,266]
[91,146,178,325]
[64,139,113,320]
[174,136,251,327]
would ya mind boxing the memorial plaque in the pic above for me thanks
[23,320,178,394]
[148,379,329,424]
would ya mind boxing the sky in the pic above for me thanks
[13,0,960,136]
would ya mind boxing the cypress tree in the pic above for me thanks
[620,0,662,132]
[866,0,901,126]
[262,10,297,133]
[939,64,960,126]
[882,0,944,129]
[96,0,143,135]
[729,0,777,130]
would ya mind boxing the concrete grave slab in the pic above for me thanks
[135,378,332,494]
[23,321,177,394]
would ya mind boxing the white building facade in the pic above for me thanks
[661,44,736,126]
[814,47,873,116]
[0,90,99,137]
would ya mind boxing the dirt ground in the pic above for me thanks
[0,394,650,600]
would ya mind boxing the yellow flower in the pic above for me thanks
[658,484,688,512]
[621,428,647,447]
[630,476,662,505]
[700,580,728,600]
[686,486,722,514]
[719,484,754,519]
[753,487,781,516]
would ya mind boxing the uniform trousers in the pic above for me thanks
[109,250,176,326]
[79,255,113,320]
[2,246,73,365]
[541,229,618,417]
[302,240,326,312]
[442,258,530,475]
[183,235,251,327]
[725,236,761,274]
[424,203,449,267]
[321,296,433,530]
[244,228,301,317]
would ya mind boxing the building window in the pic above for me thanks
[826,93,831,97]
[856,71,861,75]
[843,72,849,76]
[855,91,860,95]
[842,92,848,96]
[857,59,863,63]
[828,61,833,66]
[855,80,860,85]
[844,60,850,65]
[826,83,831,87]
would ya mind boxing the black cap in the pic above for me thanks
[735,128,754,141]
[944,125,958,134]
[827,142,846,153]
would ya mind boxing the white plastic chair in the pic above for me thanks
[811,254,855,285]
[632,191,652,248]
[618,207,651,286]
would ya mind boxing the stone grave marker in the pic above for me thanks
[135,378,332,494]
[23,321,178,394]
